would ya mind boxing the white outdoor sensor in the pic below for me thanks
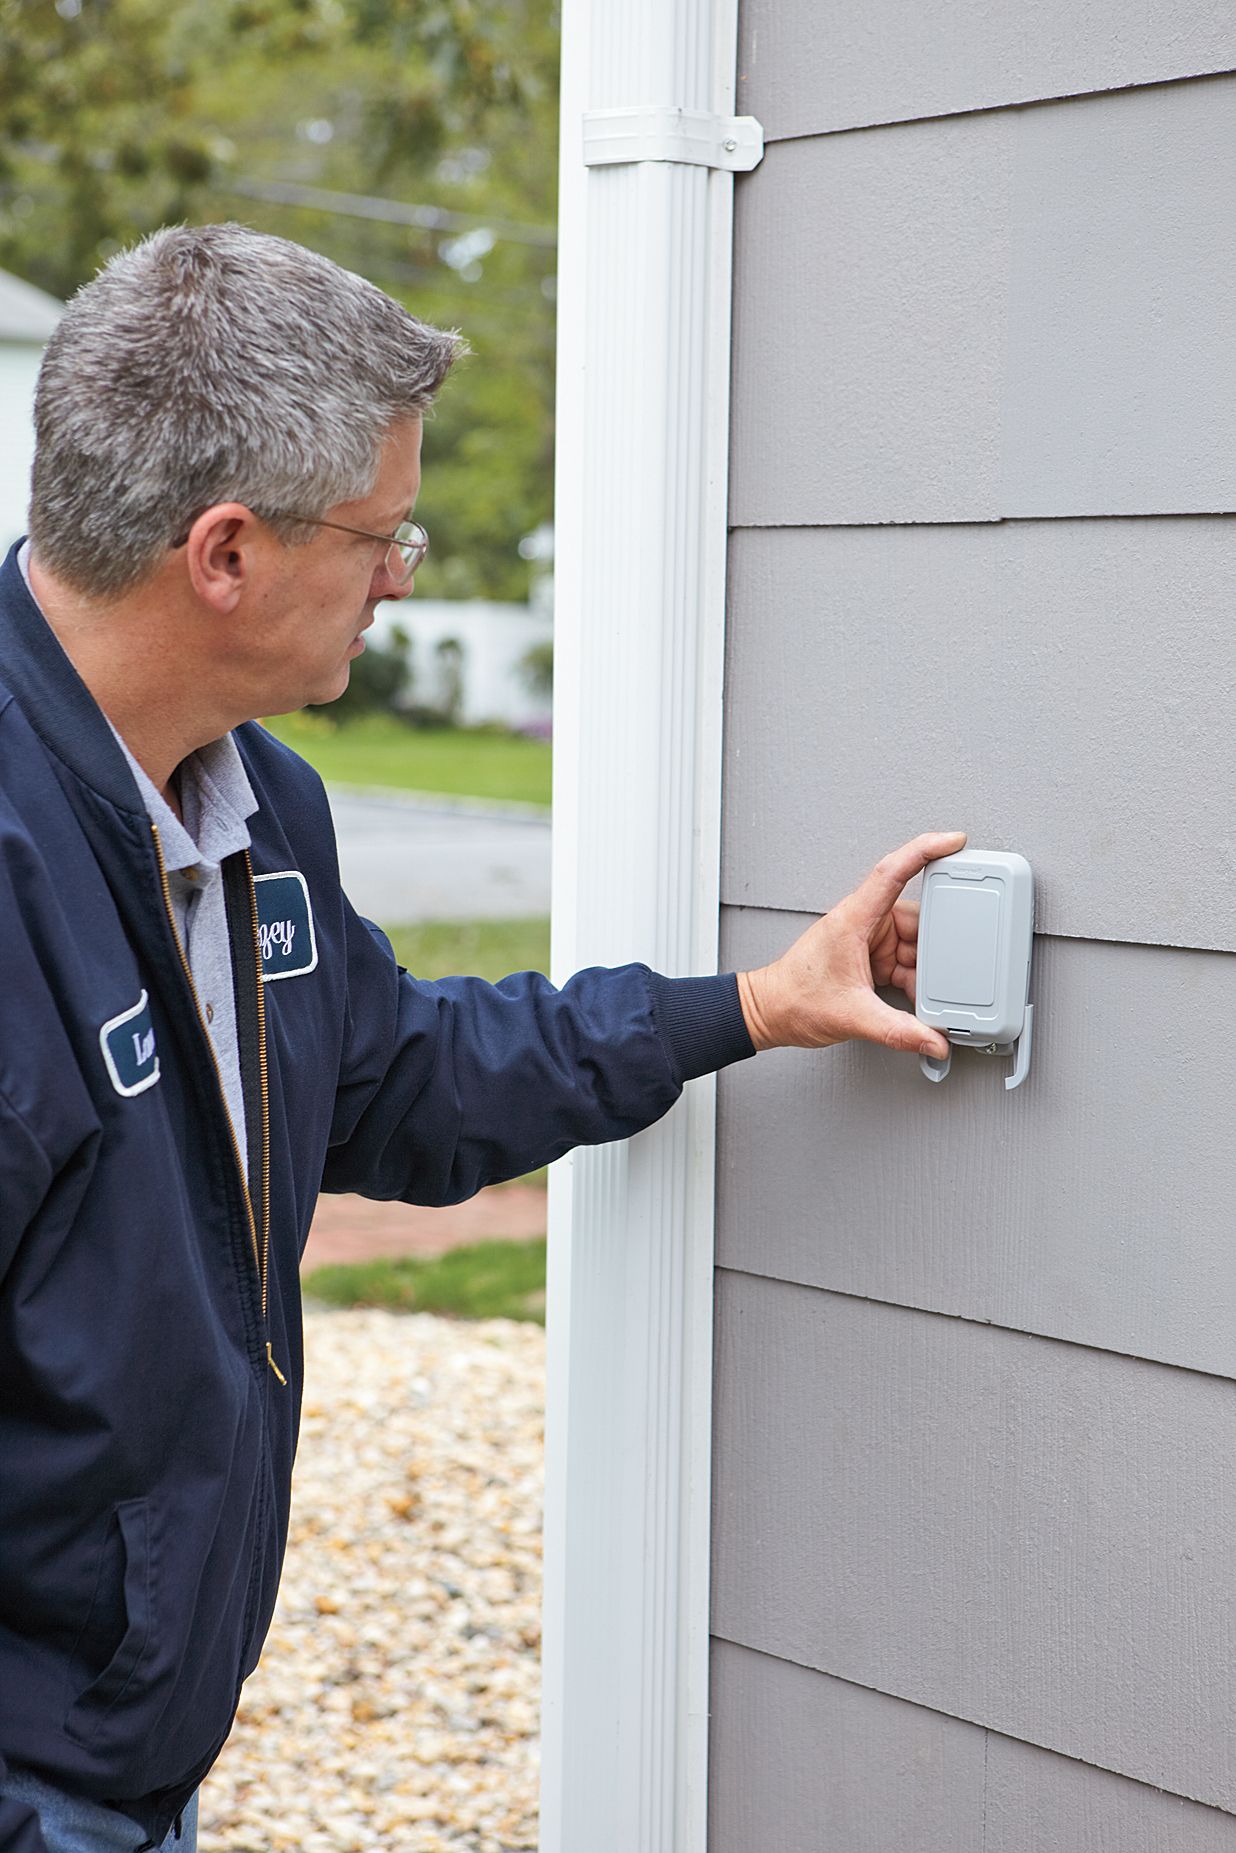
[916,849,1035,1091]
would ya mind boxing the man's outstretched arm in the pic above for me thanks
[322,830,963,1208]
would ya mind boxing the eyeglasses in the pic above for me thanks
[274,513,429,586]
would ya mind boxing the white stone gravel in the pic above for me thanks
[198,1308,545,1853]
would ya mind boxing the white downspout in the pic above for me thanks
[541,0,760,1847]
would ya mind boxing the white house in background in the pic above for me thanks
[0,270,63,554]
[369,595,553,732]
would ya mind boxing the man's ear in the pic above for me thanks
[184,504,262,613]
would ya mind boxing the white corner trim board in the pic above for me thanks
[541,1,756,1851]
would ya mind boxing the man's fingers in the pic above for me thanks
[851,830,967,929]
[844,989,948,1059]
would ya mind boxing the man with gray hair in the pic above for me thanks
[0,222,960,1852]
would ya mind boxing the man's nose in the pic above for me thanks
[373,556,416,600]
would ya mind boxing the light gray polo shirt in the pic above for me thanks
[18,543,258,1179]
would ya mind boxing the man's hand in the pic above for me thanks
[737,830,967,1060]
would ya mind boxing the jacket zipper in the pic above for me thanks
[241,846,282,1382]
[151,823,286,1385]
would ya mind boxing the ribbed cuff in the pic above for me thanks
[645,971,757,1085]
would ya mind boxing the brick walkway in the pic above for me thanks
[302,1184,548,1271]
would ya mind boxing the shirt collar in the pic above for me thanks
[17,540,258,874]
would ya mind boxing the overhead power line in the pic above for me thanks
[224,177,558,250]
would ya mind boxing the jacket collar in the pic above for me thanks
[0,539,148,818]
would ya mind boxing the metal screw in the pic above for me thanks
[723,137,737,153]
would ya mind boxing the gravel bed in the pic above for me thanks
[198,1307,545,1853]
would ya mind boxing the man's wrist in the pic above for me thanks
[737,968,776,1052]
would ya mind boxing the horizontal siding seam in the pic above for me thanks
[753,62,1236,146]
[726,510,1236,534]
[718,903,1236,963]
[708,1631,1236,1821]
[712,1263,1236,1388]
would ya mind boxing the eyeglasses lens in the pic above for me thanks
[389,523,427,582]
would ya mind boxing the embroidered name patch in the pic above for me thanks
[100,990,161,1097]
[254,870,318,982]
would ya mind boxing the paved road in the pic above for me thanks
[327,786,552,924]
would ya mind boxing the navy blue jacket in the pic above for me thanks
[0,544,753,1851]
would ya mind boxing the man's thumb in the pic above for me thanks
[847,991,948,1060]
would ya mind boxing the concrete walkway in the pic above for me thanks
[327,785,551,925]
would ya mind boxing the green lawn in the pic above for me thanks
[384,918,551,985]
[304,1238,548,1324]
[262,711,551,808]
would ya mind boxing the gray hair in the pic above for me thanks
[29,222,463,597]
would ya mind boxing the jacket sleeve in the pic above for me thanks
[321,904,755,1205]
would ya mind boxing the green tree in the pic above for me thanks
[0,0,223,297]
[0,0,559,601]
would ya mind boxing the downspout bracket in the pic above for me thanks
[582,107,764,172]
